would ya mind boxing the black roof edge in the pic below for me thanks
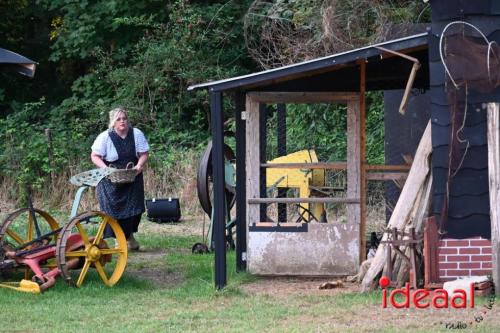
[187,32,429,93]
[0,47,38,78]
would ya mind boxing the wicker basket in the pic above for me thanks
[108,162,136,184]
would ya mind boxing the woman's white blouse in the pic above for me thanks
[91,128,149,162]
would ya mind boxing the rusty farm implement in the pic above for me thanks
[0,174,128,294]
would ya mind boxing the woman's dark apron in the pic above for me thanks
[97,128,145,239]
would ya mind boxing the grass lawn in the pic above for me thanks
[1,222,500,332]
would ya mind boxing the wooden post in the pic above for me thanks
[487,103,500,295]
[347,100,361,237]
[246,95,260,228]
[235,92,247,272]
[210,91,226,289]
[359,60,367,263]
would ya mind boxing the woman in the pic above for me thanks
[91,107,149,251]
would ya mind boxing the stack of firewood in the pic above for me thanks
[361,120,432,292]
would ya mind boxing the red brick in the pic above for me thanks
[470,269,491,276]
[439,255,447,262]
[459,248,481,254]
[482,247,492,254]
[446,270,470,276]
[482,262,492,269]
[470,240,491,247]
[439,270,447,277]
[471,255,492,262]
[439,248,458,255]
[438,240,447,247]
[447,255,470,262]
[446,240,469,247]
[459,262,481,269]
[440,263,458,269]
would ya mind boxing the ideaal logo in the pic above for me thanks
[379,277,475,309]
[379,276,496,329]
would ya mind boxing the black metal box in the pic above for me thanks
[145,198,181,223]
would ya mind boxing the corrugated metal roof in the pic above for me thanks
[188,32,428,92]
[0,47,37,77]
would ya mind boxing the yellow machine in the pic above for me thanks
[266,150,325,221]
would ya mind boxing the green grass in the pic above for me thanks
[1,234,499,332]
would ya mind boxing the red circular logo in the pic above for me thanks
[379,276,390,288]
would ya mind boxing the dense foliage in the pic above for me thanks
[0,0,426,200]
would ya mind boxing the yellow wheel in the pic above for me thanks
[0,208,59,246]
[56,211,127,287]
[0,208,60,276]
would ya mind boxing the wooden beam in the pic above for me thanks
[365,172,408,181]
[247,91,359,104]
[248,197,360,204]
[235,92,246,272]
[487,103,500,296]
[261,162,410,171]
[210,91,226,289]
[262,162,347,169]
[246,95,260,234]
[365,164,410,171]
[359,60,367,263]
[347,98,361,262]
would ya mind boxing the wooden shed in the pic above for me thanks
[189,33,429,288]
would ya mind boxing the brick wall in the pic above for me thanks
[438,237,492,281]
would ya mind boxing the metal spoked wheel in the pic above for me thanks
[197,140,236,217]
[0,208,60,274]
[0,208,59,246]
[56,211,127,288]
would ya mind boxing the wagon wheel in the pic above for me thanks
[0,208,60,274]
[56,211,127,288]
[197,140,236,217]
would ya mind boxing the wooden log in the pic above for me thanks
[361,120,432,292]
[487,103,500,296]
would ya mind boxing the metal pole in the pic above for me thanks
[235,92,247,272]
[210,90,226,289]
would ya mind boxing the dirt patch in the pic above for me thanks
[126,249,183,288]
[241,276,360,297]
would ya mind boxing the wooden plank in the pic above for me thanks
[365,165,410,171]
[365,172,408,181]
[253,222,305,227]
[248,197,360,204]
[424,217,440,288]
[261,163,409,171]
[359,60,367,263]
[347,99,361,259]
[262,162,347,169]
[487,103,500,296]
[361,120,432,292]
[247,91,360,104]
[246,95,260,230]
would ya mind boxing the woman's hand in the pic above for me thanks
[133,164,144,175]
[135,152,149,175]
